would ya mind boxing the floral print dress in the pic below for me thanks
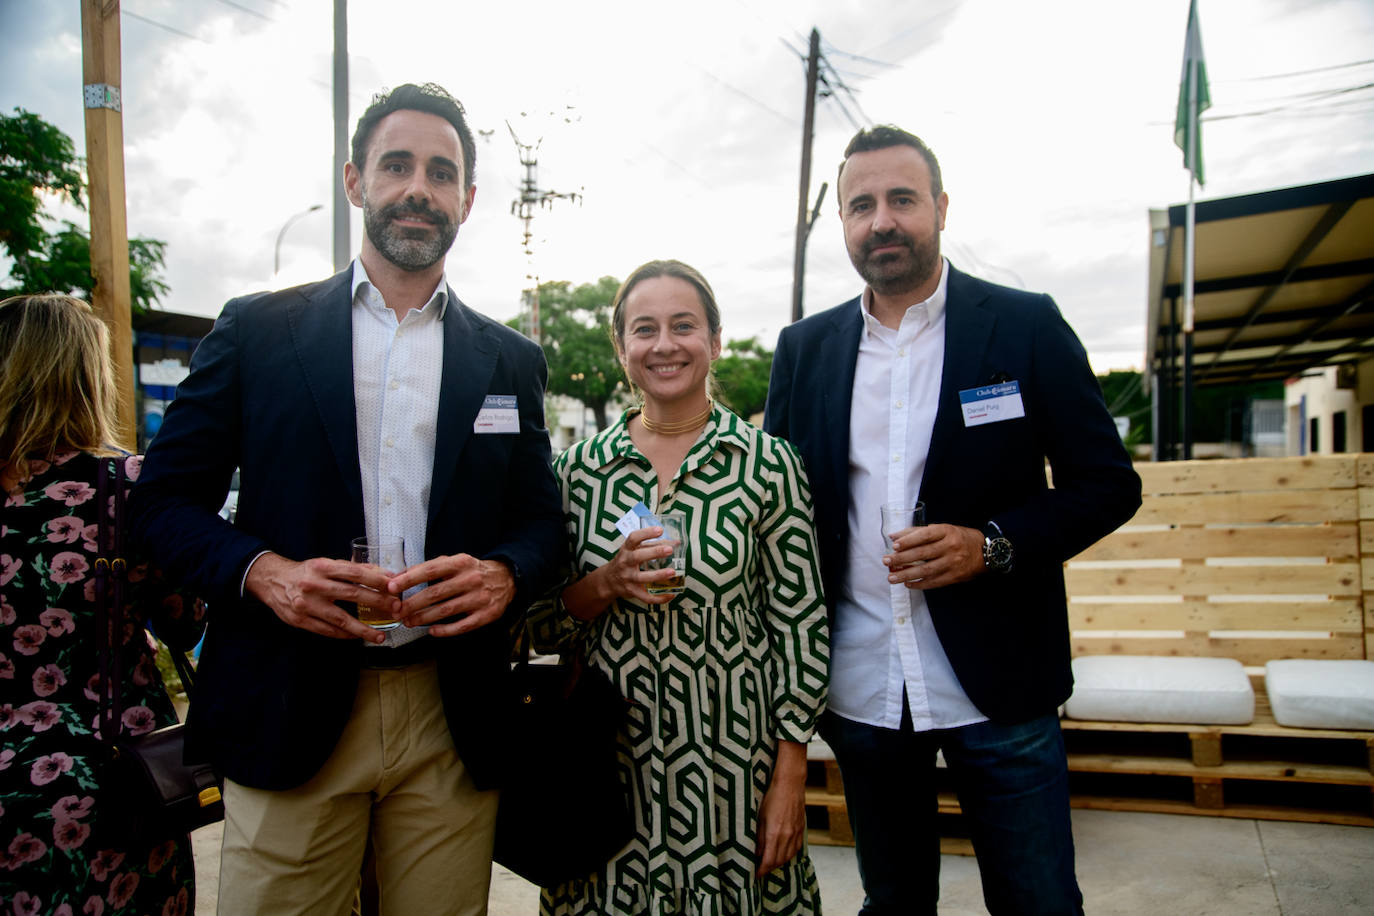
[0,452,207,916]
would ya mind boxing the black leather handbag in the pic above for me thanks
[95,456,224,842]
[492,624,634,886]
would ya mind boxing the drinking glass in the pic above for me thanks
[350,536,405,629]
[880,501,927,551]
[640,511,687,596]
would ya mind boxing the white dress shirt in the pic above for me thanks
[351,260,447,647]
[831,258,988,731]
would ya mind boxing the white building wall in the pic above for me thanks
[1283,366,1361,455]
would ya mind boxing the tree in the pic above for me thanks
[0,108,168,312]
[713,337,774,420]
[511,277,626,431]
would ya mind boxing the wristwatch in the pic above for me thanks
[982,521,1014,574]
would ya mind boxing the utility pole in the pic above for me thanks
[508,123,580,345]
[331,0,350,270]
[790,28,822,324]
[80,0,135,449]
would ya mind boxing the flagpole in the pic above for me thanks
[1182,55,1198,461]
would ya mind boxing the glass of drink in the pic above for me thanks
[640,511,687,596]
[880,501,927,551]
[350,536,405,629]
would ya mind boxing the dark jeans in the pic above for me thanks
[820,707,1083,915]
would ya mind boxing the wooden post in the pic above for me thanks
[80,0,136,450]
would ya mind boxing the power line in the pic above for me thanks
[823,45,899,70]
[1220,58,1374,83]
[858,1,964,60]
[1203,82,1374,123]
[1224,80,1374,108]
[692,63,795,125]
[212,0,275,23]
[819,57,873,129]
[121,9,207,43]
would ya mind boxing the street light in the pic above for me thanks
[274,204,324,275]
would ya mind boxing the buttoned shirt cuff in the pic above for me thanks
[240,550,273,598]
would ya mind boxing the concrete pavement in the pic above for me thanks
[190,808,1374,913]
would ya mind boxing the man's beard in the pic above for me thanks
[362,195,458,272]
[852,227,940,297]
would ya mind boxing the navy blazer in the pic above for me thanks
[132,268,565,791]
[764,265,1140,722]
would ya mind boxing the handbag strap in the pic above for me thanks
[511,615,587,692]
[95,455,126,749]
[94,455,200,753]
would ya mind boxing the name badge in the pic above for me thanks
[614,501,655,538]
[959,381,1024,427]
[474,395,519,434]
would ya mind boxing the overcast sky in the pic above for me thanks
[2,0,1371,371]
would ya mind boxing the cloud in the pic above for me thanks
[2,0,1371,375]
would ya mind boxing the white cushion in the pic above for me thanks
[1065,655,1254,724]
[1265,660,1374,730]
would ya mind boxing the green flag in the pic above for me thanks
[1174,0,1211,185]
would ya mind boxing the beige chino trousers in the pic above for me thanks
[217,660,498,916]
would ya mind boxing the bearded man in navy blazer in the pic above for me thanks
[132,83,564,914]
[765,126,1141,914]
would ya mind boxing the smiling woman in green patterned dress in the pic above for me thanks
[530,260,830,915]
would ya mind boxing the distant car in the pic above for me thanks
[219,468,240,522]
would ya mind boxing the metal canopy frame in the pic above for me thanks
[1146,173,1374,458]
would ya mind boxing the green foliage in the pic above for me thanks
[7,221,170,310]
[509,276,626,430]
[1099,370,1151,444]
[0,108,83,260]
[713,337,774,420]
[1097,369,1285,448]
[0,108,168,313]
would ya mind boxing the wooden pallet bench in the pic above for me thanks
[804,455,1374,849]
[1062,455,1374,827]
[1060,708,1374,825]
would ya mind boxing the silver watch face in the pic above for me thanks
[984,536,1013,571]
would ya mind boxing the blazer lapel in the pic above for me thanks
[288,270,364,511]
[428,292,501,530]
[821,300,863,499]
[924,266,994,492]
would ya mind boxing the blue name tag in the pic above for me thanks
[959,381,1025,427]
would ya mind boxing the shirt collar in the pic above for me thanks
[350,259,449,320]
[855,256,950,339]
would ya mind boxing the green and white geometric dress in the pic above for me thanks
[531,404,830,916]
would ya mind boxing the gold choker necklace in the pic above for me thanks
[640,401,713,436]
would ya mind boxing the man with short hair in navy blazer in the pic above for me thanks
[765,126,1141,914]
[133,84,565,914]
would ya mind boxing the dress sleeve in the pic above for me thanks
[756,436,830,743]
[524,447,586,654]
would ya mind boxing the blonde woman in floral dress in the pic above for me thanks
[532,261,830,915]
[0,294,206,916]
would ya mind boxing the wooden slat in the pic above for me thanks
[1066,562,1360,596]
[1069,599,1361,632]
[1072,634,1365,666]
[1357,454,1374,489]
[1128,489,1355,526]
[1360,487,1374,521]
[1076,525,1356,561]
[1136,456,1357,495]
[1068,753,1373,786]
[1067,795,1374,827]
